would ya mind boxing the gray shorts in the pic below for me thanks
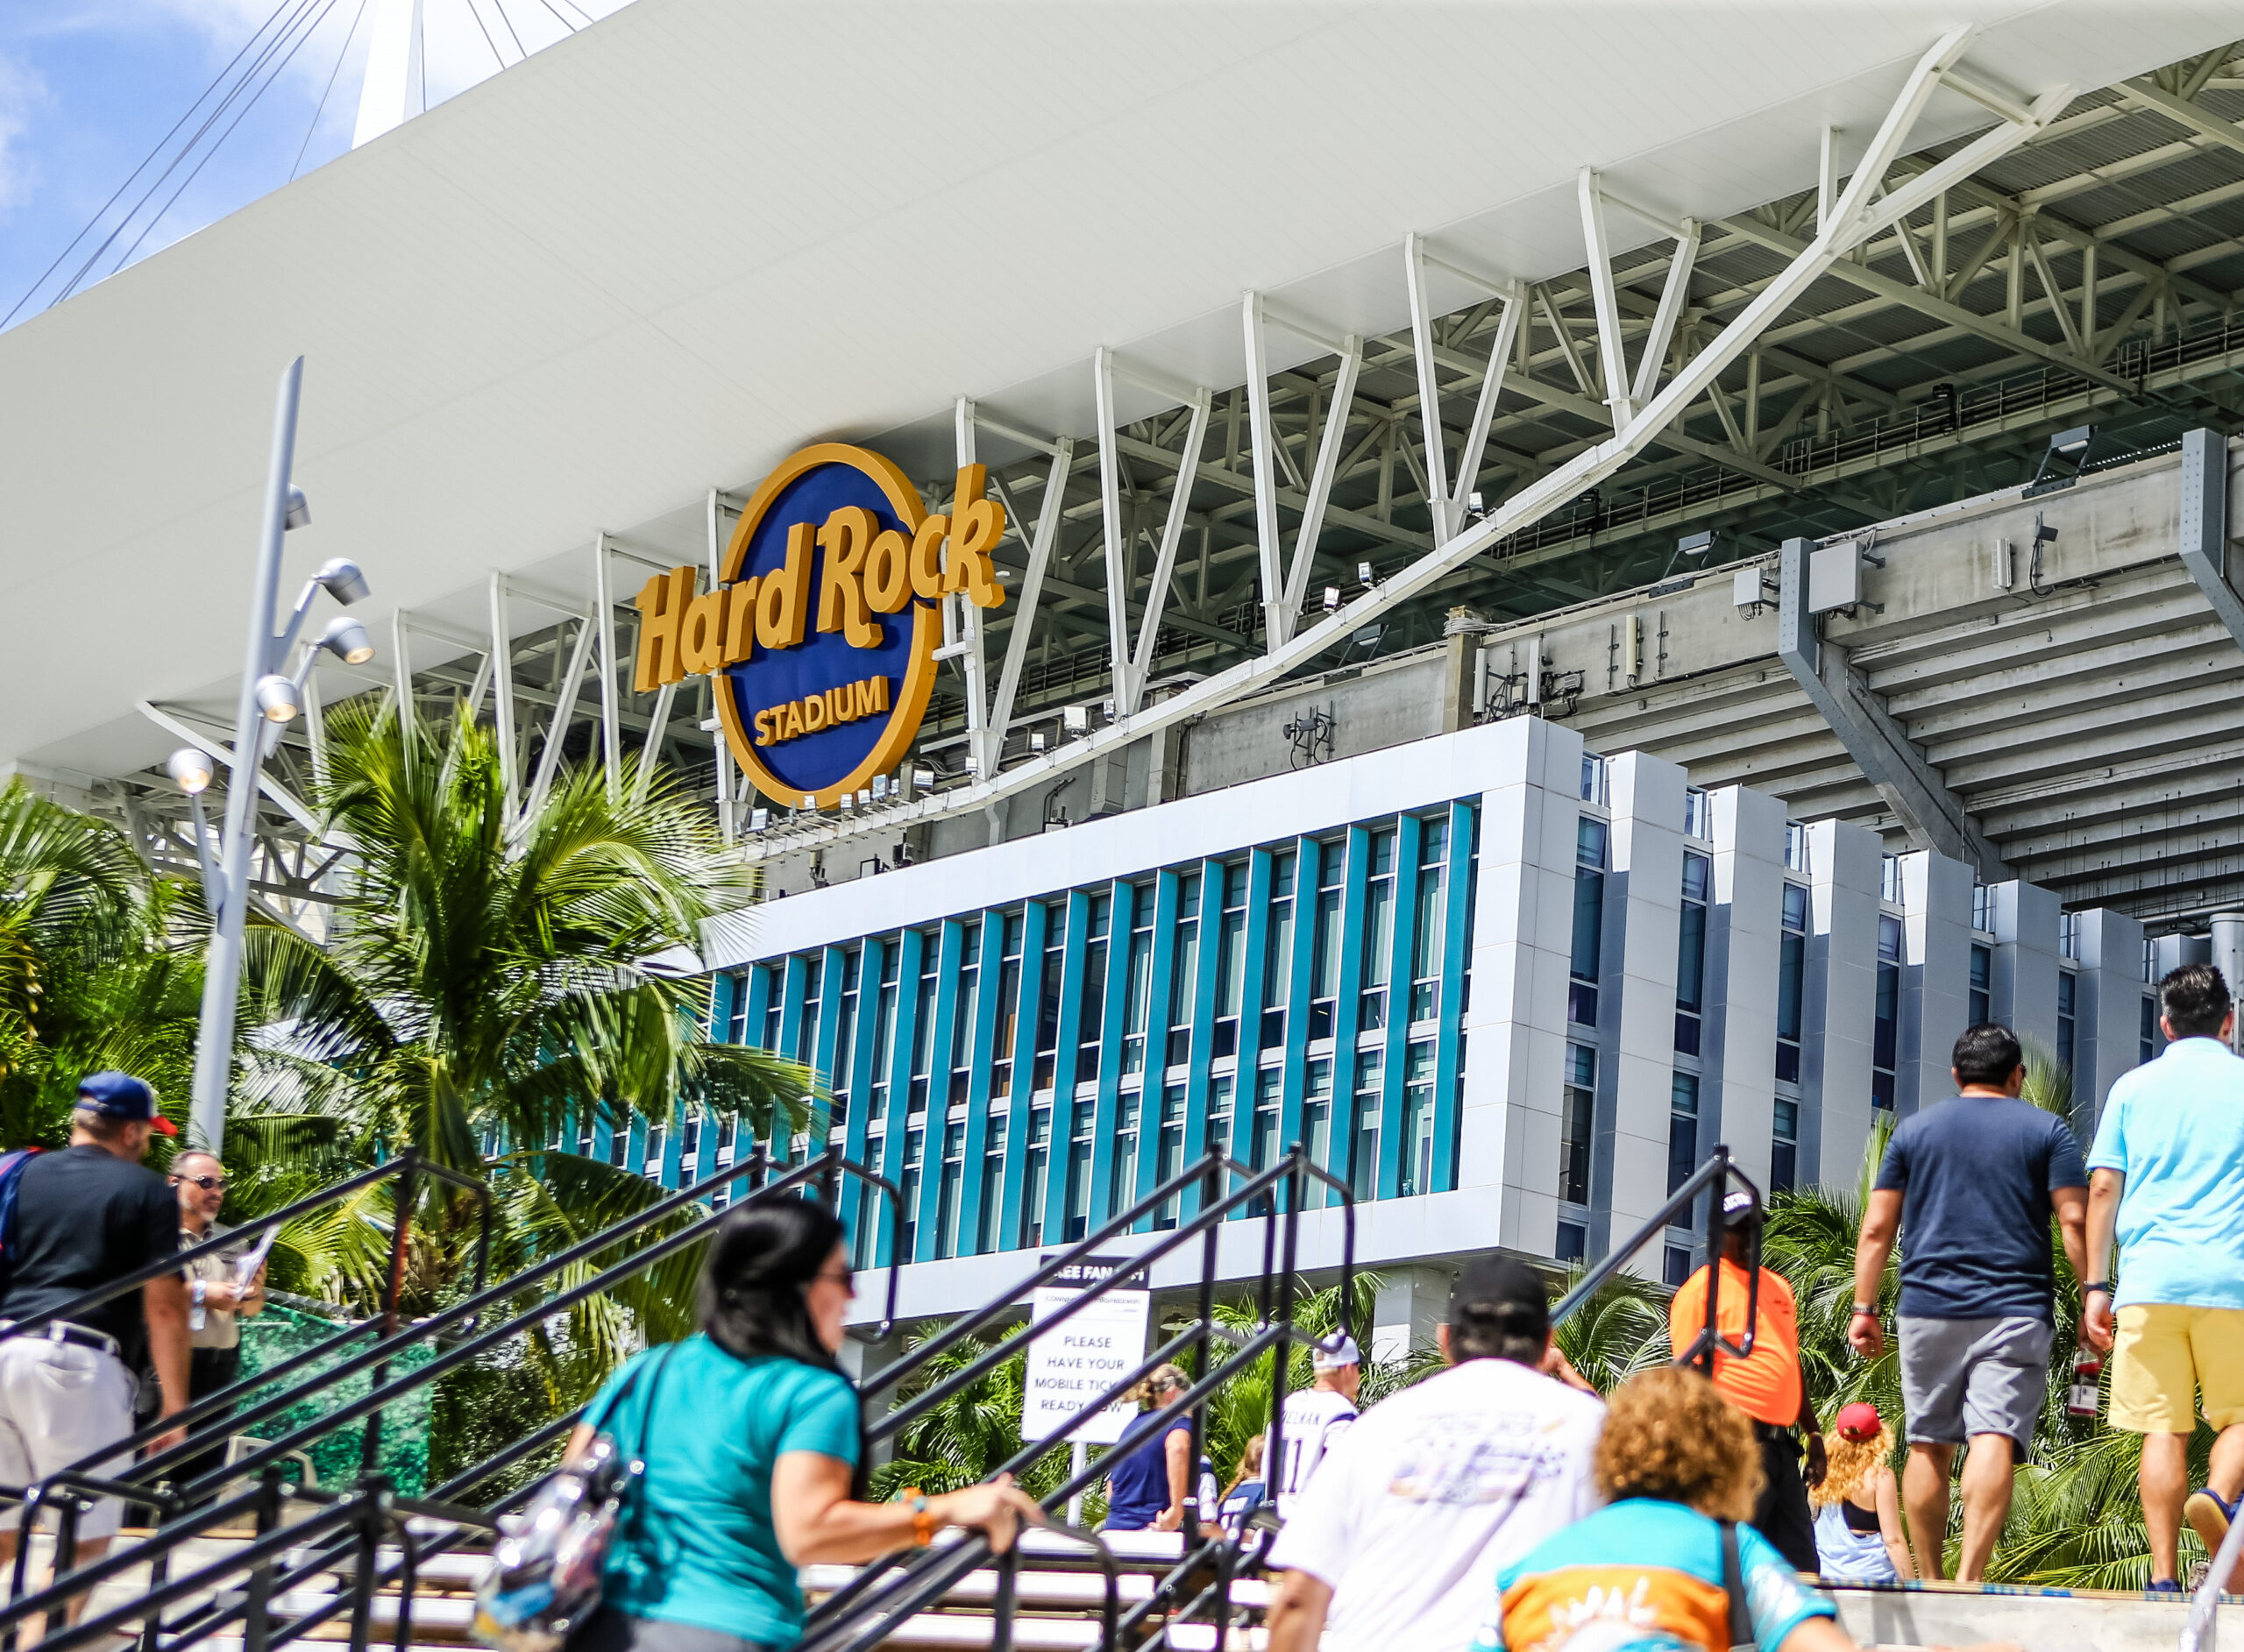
[1899,1315,2052,1450]
[0,1336,137,1538]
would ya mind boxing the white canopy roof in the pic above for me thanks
[0,0,2225,783]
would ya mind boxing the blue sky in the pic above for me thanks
[0,0,627,332]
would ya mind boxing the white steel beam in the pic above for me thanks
[489,571,519,816]
[1126,391,1211,713]
[988,438,1075,747]
[1578,170,1636,430]
[1240,295,1288,647]
[593,532,621,802]
[1093,348,1138,691]
[1281,337,1361,623]
[1630,219,1701,408]
[739,30,2068,862]
[1403,234,1456,542]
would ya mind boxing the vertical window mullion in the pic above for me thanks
[957,918,1005,1254]
[1431,800,1474,1194]
[1377,817,1421,1200]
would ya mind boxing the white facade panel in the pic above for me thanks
[1703,786,1787,1192]
[1598,751,1688,1264]
[1805,819,1883,1188]
[1899,850,1975,1115]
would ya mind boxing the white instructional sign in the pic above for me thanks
[1020,1254,1151,1446]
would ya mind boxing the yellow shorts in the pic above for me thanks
[2108,1303,2244,1434]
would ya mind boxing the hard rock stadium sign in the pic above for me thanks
[632,443,1005,810]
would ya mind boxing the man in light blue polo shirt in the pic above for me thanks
[2084,961,2244,1592]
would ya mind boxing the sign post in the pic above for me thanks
[1021,1256,1151,1528]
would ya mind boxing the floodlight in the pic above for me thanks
[1323,586,1341,611]
[312,557,369,605]
[963,756,980,775]
[856,789,871,808]
[1030,730,1047,753]
[839,793,854,812]
[1062,705,1090,734]
[912,766,935,789]
[749,807,770,832]
[283,486,311,531]
[319,614,375,664]
[253,673,300,723]
[167,748,215,795]
[799,794,816,811]
[1357,562,1375,585]
[1677,529,1715,560]
[2049,425,2094,460]
[871,775,889,801]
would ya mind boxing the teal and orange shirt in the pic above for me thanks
[1471,1498,1835,1652]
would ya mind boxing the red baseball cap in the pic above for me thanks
[1835,1401,1882,1442]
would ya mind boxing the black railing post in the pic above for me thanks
[345,1478,389,1652]
[1188,1157,1219,1542]
[392,1521,420,1652]
[361,1148,423,1475]
[240,1466,285,1652]
[989,1545,1016,1652]
[1695,1144,1727,1376]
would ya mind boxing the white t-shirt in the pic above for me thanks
[1266,1357,1605,1652]
[1276,1386,1359,1516]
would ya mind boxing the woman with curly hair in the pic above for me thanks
[1471,1368,2016,1652]
[1809,1402,1914,1584]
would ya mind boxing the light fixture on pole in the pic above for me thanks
[184,357,376,1153]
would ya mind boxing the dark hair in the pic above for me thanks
[1446,1255,1552,1365]
[1952,1022,2023,1087]
[697,1197,846,1371]
[692,1197,867,1496]
[2162,962,2233,1040]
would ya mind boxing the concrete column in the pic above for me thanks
[2214,913,2244,1053]
[1803,819,1883,1189]
[1990,880,2062,1053]
[1457,716,1583,1259]
[1369,1265,1452,1364]
[1702,786,1786,1193]
[2076,907,2148,1136]
[1594,750,1687,1265]
[1897,850,1974,1116]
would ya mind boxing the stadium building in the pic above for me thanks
[7,2,2244,1340]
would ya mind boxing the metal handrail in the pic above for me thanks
[0,1146,902,1650]
[1550,1145,1763,1372]
[806,1142,1354,1652]
[2180,1501,2244,1652]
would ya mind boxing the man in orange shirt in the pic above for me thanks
[1667,1188,1825,1572]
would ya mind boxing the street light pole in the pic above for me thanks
[188,358,305,1152]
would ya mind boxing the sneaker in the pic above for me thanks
[2148,1578,2185,1595]
[2185,1487,2238,1556]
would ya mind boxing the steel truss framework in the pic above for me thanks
[99,36,2244,883]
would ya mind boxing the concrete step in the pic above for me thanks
[1829,1579,2224,1652]
[803,1565,1273,1613]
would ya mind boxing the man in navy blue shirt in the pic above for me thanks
[1847,1023,2087,1583]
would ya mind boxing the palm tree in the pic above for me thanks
[0,779,195,1146]
[230,705,810,1401]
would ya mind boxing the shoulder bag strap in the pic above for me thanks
[1719,1520,1754,1652]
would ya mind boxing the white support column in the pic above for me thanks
[1240,294,1289,648]
[352,0,424,148]
[1403,235,1455,544]
[1702,786,1786,1192]
[1280,337,1361,620]
[527,618,595,823]
[1803,819,1884,1188]
[489,571,519,818]
[989,439,1072,744]
[390,613,414,739]
[1370,1266,1451,1364]
[1898,850,1975,1116]
[1990,879,2062,1053]
[955,400,995,774]
[1630,220,1701,408]
[1126,391,1210,715]
[1092,350,1137,695]
[1459,717,1582,1258]
[1598,750,1687,1267]
[1577,170,1636,432]
[593,533,621,803]
[2076,908,2148,1134]
[1452,286,1523,526]
[707,490,735,838]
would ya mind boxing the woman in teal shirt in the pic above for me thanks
[566,1200,1040,1652]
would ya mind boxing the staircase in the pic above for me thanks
[0,1142,2228,1652]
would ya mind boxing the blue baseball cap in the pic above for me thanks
[76,1072,177,1135]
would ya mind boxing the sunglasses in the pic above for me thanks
[172,1174,227,1191]
[811,1264,855,1289]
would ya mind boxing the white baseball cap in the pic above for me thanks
[1311,1334,1361,1371]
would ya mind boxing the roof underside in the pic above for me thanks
[4,3,2244,915]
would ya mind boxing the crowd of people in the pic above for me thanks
[0,957,2238,1651]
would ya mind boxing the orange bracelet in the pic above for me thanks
[903,1488,936,1547]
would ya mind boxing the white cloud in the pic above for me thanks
[0,52,46,212]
